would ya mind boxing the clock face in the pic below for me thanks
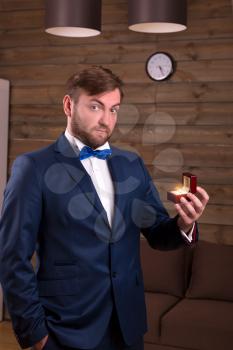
[146,52,174,81]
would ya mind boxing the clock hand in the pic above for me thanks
[159,65,164,75]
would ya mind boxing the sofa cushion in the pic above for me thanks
[186,240,233,302]
[140,238,189,297]
[161,299,233,350]
[144,292,179,343]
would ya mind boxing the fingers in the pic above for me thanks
[175,196,197,225]
[175,200,196,226]
[195,186,210,206]
[175,186,209,223]
[185,192,204,215]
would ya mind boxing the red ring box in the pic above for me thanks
[167,173,197,203]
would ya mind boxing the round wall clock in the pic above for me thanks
[146,52,175,81]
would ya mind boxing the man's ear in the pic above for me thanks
[63,95,72,118]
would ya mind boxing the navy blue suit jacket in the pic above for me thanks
[0,134,196,349]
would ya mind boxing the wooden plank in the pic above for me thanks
[10,105,65,123]
[113,143,233,168]
[0,10,42,30]
[10,82,233,105]
[162,39,233,61]
[152,17,233,42]
[0,28,49,49]
[112,125,233,145]
[198,224,233,245]
[11,85,157,105]
[150,166,233,186]
[9,139,52,157]
[10,123,64,141]
[11,86,64,105]
[152,82,233,104]
[0,0,44,10]
[10,123,233,146]
[187,0,231,19]
[1,61,233,86]
[103,0,232,23]
[1,39,233,66]
[197,205,233,226]
[10,103,233,127]
[117,103,233,126]
[174,60,233,82]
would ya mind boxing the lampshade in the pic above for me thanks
[45,0,102,37]
[128,0,187,33]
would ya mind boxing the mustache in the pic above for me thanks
[94,125,110,133]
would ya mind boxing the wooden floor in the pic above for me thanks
[0,322,21,350]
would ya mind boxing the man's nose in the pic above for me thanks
[99,110,111,125]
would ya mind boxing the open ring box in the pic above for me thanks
[167,172,197,203]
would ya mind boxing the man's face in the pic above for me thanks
[64,89,121,149]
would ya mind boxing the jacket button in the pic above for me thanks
[112,272,117,278]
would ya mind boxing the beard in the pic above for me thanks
[70,119,112,149]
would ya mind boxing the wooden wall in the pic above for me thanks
[0,0,233,244]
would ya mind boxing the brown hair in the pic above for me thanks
[66,66,124,101]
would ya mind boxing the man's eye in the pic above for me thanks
[90,105,100,111]
[111,108,119,114]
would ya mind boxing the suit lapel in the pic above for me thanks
[107,150,127,235]
[54,134,110,229]
[107,147,141,240]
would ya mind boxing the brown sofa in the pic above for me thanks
[140,239,233,350]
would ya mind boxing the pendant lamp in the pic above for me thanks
[128,0,187,33]
[45,0,102,37]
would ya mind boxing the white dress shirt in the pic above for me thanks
[64,129,194,241]
[65,129,115,228]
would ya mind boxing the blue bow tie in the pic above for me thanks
[79,146,112,160]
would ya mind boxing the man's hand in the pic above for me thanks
[32,335,49,350]
[175,186,209,233]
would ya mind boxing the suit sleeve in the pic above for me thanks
[137,157,198,250]
[0,155,48,348]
